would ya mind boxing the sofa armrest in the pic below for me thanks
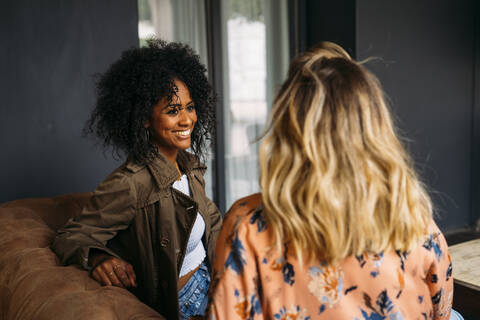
[0,195,161,320]
[0,192,92,231]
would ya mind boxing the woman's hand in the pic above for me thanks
[91,255,137,288]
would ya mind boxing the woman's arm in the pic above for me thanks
[424,222,454,320]
[51,170,137,286]
[209,194,264,320]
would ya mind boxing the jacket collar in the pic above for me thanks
[126,150,206,189]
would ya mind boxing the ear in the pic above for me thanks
[144,120,151,128]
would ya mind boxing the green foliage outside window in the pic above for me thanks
[138,0,152,21]
[229,0,264,22]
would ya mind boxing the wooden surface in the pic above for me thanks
[449,239,480,290]
[445,231,480,319]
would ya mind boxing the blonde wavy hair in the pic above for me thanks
[259,42,432,264]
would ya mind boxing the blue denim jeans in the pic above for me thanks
[178,262,210,320]
[450,309,464,320]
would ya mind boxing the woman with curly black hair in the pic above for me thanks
[52,39,222,320]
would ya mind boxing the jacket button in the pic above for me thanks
[160,237,169,247]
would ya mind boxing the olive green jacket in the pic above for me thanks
[51,150,222,319]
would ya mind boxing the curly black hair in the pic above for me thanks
[85,39,216,164]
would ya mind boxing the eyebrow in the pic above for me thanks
[166,101,194,108]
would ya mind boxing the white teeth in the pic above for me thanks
[175,130,191,136]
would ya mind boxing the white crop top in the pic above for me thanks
[172,174,206,277]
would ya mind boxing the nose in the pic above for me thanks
[178,109,193,126]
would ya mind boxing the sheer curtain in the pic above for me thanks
[139,0,208,66]
[221,0,290,207]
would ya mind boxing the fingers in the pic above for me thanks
[91,268,103,284]
[104,264,125,288]
[125,263,137,287]
[91,258,132,288]
[92,267,112,286]
[112,264,131,288]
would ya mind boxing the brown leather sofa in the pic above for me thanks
[0,193,160,320]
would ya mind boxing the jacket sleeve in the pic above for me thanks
[206,196,223,264]
[51,171,137,271]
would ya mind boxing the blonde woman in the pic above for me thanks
[208,42,457,320]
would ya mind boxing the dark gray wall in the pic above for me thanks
[305,0,479,231]
[474,0,480,231]
[356,0,477,231]
[305,0,356,56]
[0,1,139,203]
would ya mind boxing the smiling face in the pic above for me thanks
[145,79,197,163]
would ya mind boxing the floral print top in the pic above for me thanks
[208,194,453,320]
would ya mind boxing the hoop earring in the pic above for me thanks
[144,128,151,141]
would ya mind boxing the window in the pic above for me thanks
[138,0,208,67]
[221,0,290,207]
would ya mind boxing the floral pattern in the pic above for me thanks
[274,305,311,320]
[232,289,262,320]
[208,195,453,320]
[423,233,443,262]
[357,290,404,320]
[270,246,296,285]
[357,252,384,278]
[250,208,267,232]
[307,265,343,307]
[225,231,247,275]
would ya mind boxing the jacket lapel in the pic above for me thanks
[147,150,206,189]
